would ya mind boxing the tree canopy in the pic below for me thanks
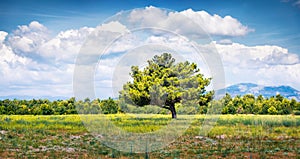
[119,53,213,118]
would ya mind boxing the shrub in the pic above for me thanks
[294,110,300,115]
[100,98,119,114]
[268,106,278,115]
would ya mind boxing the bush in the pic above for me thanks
[294,110,300,115]
[100,98,119,114]
[268,106,278,115]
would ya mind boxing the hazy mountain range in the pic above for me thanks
[1,83,300,101]
[224,83,300,100]
[0,95,69,101]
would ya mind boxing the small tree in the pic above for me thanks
[100,98,119,114]
[268,106,278,115]
[120,53,213,118]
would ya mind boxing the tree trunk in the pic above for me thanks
[170,104,177,119]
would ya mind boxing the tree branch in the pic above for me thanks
[162,105,170,110]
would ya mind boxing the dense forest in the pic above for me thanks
[0,94,299,115]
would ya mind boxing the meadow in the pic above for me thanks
[0,114,299,158]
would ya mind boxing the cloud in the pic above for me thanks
[0,31,8,43]
[180,9,253,36]
[8,21,50,54]
[1,21,90,95]
[294,0,300,7]
[128,6,253,37]
[0,24,80,96]
[95,21,129,33]
[38,26,94,62]
[256,64,300,88]
[282,0,300,7]
[218,39,233,45]
[0,31,34,78]
[0,20,133,98]
[214,42,300,89]
[215,42,299,67]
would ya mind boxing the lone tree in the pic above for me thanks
[120,53,213,118]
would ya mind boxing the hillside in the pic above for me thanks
[225,83,300,100]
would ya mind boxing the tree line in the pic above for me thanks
[0,97,118,115]
[0,94,299,115]
[215,93,300,115]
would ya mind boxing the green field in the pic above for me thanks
[0,114,299,158]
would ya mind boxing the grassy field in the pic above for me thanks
[0,114,299,158]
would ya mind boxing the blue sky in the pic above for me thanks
[0,0,300,99]
[1,0,299,53]
[1,0,299,52]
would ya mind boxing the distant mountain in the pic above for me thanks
[0,95,69,101]
[225,83,300,100]
[2,83,300,101]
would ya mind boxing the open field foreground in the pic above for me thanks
[0,114,299,158]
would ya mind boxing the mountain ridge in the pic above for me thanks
[0,95,69,101]
[1,83,299,101]
[225,83,300,100]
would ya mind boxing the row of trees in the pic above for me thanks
[0,97,119,115]
[218,94,300,115]
[0,94,299,115]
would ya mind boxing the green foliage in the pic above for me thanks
[219,93,299,115]
[0,106,5,114]
[0,93,298,115]
[268,106,278,115]
[0,97,120,115]
[294,110,300,115]
[120,53,213,118]
[100,98,118,114]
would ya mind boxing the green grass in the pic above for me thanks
[0,114,299,158]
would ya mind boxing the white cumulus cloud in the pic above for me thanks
[38,26,94,62]
[0,20,131,97]
[0,31,8,43]
[215,42,299,67]
[214,42,300,89]
[128,6,253,37]
[8,21,50,54]
[180,9,253,36]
